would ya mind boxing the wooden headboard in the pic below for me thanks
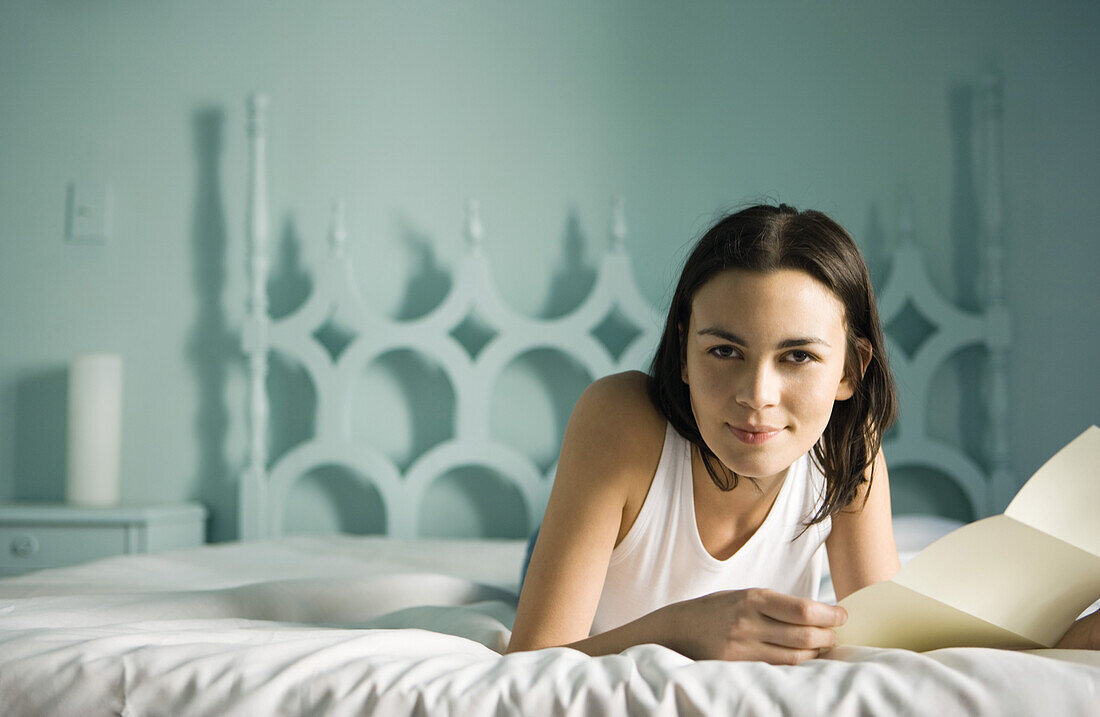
[239,78,1010,540]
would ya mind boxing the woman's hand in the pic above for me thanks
[1055,608,1100,650]
[657,587,848,664]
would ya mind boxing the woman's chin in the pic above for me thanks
[716,455,792,483]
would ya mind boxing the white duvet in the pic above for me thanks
[1,530,1098,716]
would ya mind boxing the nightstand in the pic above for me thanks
[0,502,207,578]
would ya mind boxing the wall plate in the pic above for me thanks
[66,181,113,245]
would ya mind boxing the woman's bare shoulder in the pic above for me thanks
[578,370,663,422]
[567,371,666,477]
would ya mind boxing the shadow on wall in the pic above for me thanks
[12,369,68,501]
[393,223,451,320]
[286,463,387,535]
[186,105,238,542]
[861,203,890,293]
[543,208,597,318]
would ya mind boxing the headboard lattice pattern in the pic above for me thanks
[240,79,1009,540]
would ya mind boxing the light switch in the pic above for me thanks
[66,181,112,244]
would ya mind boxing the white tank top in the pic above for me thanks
[591,421,832,635]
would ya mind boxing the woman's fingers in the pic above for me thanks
[759,614,839,650]
[755,642,828,665]
[744,589,845,654]
[682,589,847,663]
[753,588,848,628]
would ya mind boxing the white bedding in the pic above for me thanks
[1,524,1098,716]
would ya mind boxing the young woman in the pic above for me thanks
[506,203,1100,663]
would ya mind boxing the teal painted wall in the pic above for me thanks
[2,1,1097,541]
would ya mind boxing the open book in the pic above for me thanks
[836,426,1100,651]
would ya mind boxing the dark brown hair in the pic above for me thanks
[648,203,898,533]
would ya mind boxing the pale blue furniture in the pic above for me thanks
[0,503,207,578]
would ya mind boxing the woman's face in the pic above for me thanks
[681,268,865,485]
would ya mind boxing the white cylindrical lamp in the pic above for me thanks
[66,353,123,506]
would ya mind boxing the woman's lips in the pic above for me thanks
[729,425,783,445]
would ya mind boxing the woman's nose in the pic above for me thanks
[735,362,780,410]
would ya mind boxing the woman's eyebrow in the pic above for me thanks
[697,327,831,349]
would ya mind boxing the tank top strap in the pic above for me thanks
[609,421,685,563]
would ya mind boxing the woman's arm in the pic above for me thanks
[506,373,660,652]
[824,448,901,602]
[1055,608,1100,650]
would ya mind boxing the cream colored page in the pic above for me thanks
[1005,425,1100,558]
[836,580,1041,651]
[892,514,1100,646]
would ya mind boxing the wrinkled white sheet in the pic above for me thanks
[0,535,1098,716]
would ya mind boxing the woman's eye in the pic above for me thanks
[786,350,815,364]
[708,345,738,359]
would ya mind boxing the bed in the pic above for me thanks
[2,78,1099,716]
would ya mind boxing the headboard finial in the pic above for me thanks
[610,194,627,251]
[329,201,348,260]
[465,199,484,251]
